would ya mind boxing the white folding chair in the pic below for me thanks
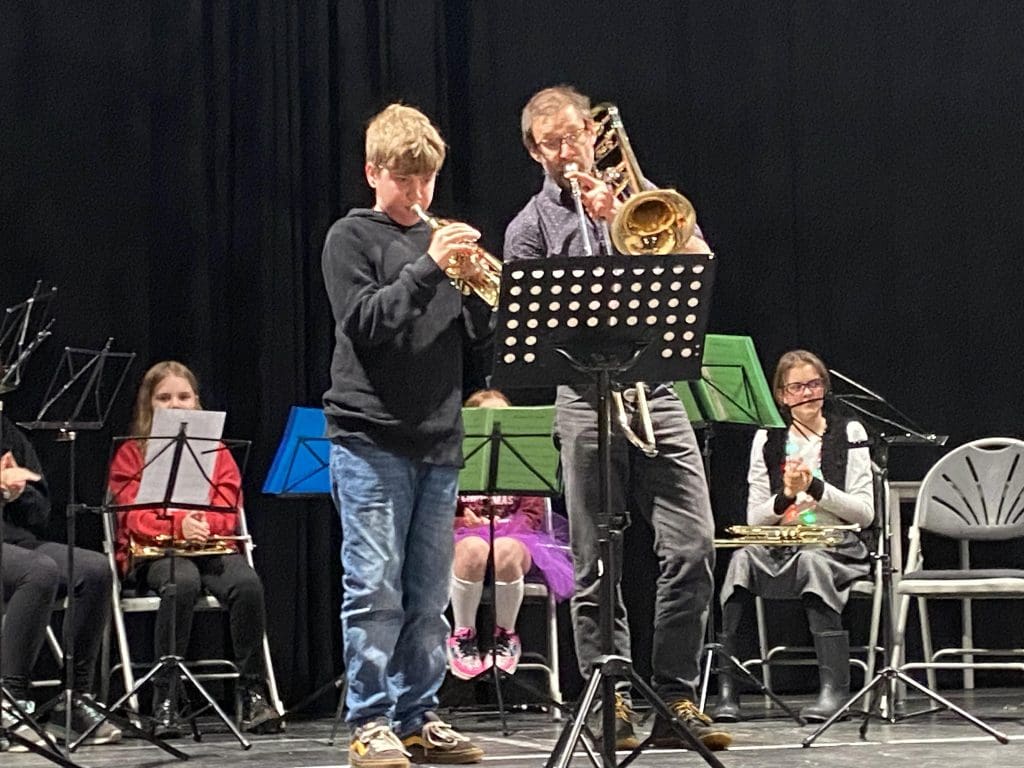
[100,509,283,719]
[892,437,1024,686]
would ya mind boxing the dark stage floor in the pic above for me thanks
[6,689,1024,768]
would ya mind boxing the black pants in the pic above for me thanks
[137,553,266,682]
[1,541,112,699]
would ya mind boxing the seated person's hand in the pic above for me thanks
[1,451,41,501]
[782,458,813,499]
[460,507,488,528]
[181,510,211,545]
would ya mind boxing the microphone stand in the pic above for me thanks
[802,372,1007,746]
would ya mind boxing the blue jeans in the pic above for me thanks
[330,437,457,733]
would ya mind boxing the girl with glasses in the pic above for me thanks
[714,349,875,724]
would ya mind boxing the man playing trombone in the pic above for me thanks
[503,84,730,752]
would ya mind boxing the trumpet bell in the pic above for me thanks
[611,189,696,255]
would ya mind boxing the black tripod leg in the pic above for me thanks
[802,668,888,747]
[628,673,727,768]
[4,731,86,768]
[86,658,190,759]
[2,691,82,767]
[328,680,347,746]
[711,646,805,725]
[545,667,607,768]
[175,661,252,750]
[488,649,510,736]
[285,673,345,719]
[896,669,1009,743]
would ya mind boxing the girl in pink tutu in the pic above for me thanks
[447,390,574,680]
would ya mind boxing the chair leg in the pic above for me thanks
[754,595,772,708]
[919,597,938,690]
[546,592,562,721]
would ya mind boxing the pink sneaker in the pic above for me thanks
[493,627,522,675]
[446,627,487,680]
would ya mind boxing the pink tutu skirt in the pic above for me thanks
[453,510,575,600]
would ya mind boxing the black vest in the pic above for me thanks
[763,416,854,496]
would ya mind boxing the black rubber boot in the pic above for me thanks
[711,633,743,723]
[800,630,851,723]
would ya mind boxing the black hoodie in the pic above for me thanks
[321,209,493,466]
[1,414,50,545]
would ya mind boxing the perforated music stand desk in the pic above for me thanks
[492,255,714,389]
[262,406,330,496]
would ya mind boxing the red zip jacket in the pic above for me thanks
[108,439,243,573]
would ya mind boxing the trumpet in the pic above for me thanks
[411,204,502,308]
[713,524,861,548]
[126,533,250,572]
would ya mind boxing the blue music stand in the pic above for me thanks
[262,406,330,496]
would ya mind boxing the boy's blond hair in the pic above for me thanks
[366,103,446,175]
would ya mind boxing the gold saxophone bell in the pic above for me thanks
[713,524,861,548]
[411,204,502,308]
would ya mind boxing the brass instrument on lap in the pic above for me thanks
[591,102,697,256]
[713,524,861,548]
[126,533,250,571]
[411,204,502,308]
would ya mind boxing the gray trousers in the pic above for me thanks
[554,385,715,702]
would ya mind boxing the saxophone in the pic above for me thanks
[713,524,860,548]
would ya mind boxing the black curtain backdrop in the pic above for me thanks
[4,1,1024,706]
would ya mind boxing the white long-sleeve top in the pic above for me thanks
[746,421,875,528]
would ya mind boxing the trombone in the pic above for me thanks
[569,102,701,456]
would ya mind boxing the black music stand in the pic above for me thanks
[799,372,1009,746]
[102,420,254,752]
[457,404,567,735]
[0,281,57,396]
[17,340,148,757]
[493,253,724,768]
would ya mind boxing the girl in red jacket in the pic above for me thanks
[108,361,279,736]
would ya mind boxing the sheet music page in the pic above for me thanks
[135,408,227,505]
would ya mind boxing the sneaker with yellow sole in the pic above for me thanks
[400,712,483,764]
[349,718,410,768]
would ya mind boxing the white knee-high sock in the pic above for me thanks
[450,575,484,631]
[494,577,525,632]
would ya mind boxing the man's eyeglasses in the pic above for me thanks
[783,378,826,396]
[535,128,590,153]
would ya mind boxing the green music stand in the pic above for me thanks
[675,333,784,430]
[459,405,559,495]
[457,404,561,733]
